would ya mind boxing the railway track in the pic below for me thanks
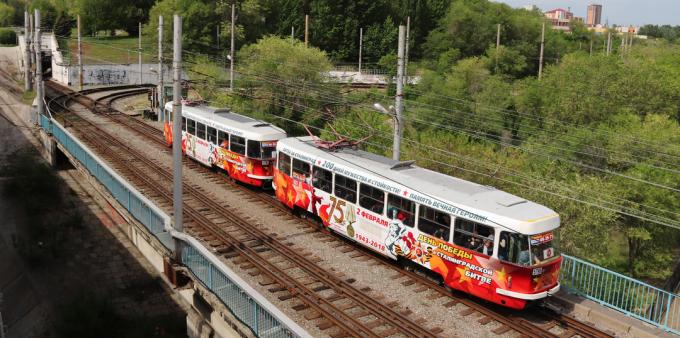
[45,82,442,338]
[45,81,615,338]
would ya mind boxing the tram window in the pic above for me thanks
[182,117,187,131]
[418,206,450,241]
[187,119,196,135]
[359,184,385,215]
[261,142,277,159]
[292,159,311,183]
[218,131,229,148]
[207,127,217,144]
[334,174,357,204]
[196,122,206,140]
[499,231,531,266]
[386,194,415,227]
[277,152,291,176]
[453,219,494,256]
[230,135,246,155]
[247,140,262,158]
[312,166,332,193]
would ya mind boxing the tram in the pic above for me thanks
[273,136,561,309]
[163,102,287,187]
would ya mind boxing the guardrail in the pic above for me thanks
[561,254,679,334]
[38,114,309,338]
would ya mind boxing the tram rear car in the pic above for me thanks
[273,137,561,309]
[163,102,287,187]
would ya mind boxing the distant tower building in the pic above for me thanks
[587,4,602,27]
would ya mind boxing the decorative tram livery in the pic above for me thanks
[273,136,561,309]
[163,102,287,187]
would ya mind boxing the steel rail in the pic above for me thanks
[44,82,436,338]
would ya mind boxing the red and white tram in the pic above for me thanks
[163,102,287,187]
[273,137,561,309]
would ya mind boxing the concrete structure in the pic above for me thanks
[17,33,171,86]
[587,4,603,27]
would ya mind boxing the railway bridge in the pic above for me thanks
[2,34,678,338]
[21,82,676,338]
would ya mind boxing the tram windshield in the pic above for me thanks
[499,231,559,266]
[247,140,278,160]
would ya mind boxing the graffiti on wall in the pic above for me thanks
[87,69,128,85]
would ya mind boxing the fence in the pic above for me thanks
[561,254,679,334]
[39,114,308,338]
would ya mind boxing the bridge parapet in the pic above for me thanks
[39,114,310,338]
[561,255,679,334]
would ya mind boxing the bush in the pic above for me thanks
[0,28,17,45]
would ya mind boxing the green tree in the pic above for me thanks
[236,35,334,132]
[0,2,16,26]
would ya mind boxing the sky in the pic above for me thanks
[492,0,680,26]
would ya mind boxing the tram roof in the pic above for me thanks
[165,102,286,141]
[278,137,559,234]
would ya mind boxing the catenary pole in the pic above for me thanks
[138,22,142,84]
[35,10,43,117]
[358,27,362,74]
[172,14,183,256]
[495,23,501,72]
[24,11,31,91]
[606,31,612,56]
[29,13,34,84]
[304,14,309,47]
[229,2,235,91]
[78,15,83,90]
[158,15,164,122]
[404,16,410,84]
[394,25,406,161]
[538,21,545,80]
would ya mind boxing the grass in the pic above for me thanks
[65,35,157,65]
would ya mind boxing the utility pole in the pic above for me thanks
[158,15,164,122]
[358,27,362,74]
[495,23,501,72]
[216,24,220,50]
[538,21,545,80]
[24,11,31,91]
[304,14,309,47]
[29,13,34,84]
[393,25,406,161]
[229,2,235,92]
[138,22,143,84]
[606,31,612,56]
[404,16,410,83]
[291,26,294,40]
[172,14,183,258]
[78,15,83,91]
[35,10,43,117]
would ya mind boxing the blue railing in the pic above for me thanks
[39,114,307,338]
[182,245,298,338]
[43,115,168,240]
[561,254,679,334]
